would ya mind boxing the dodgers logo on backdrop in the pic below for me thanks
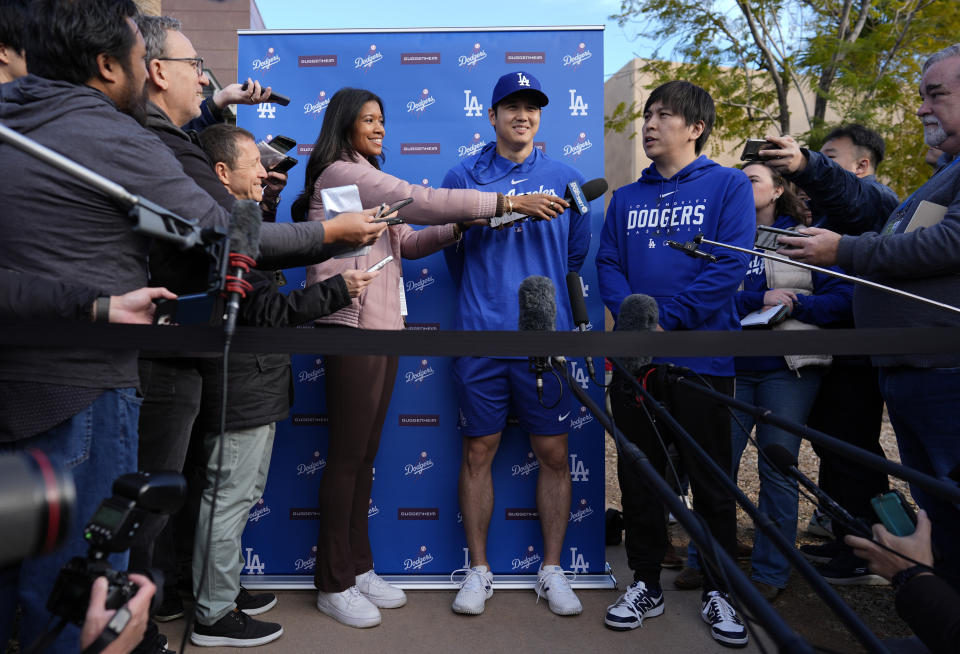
[298,357,325,383]
[568,89,588,116]
[458,132,486,158]
[562,42,593,69]
[569,453,590,482]
[368,497,380,518]
[511,545,542,571]
[405,358,435,384]
[463,90,483,117]
[458,42,487,69]
[252,47,280,71]
[247,498,271,523]
[404,450,434,477]
[403,545,434,571]
[244,547,265,575]
[569,498,594,523]
[294,545,317,572]
[304,90,329,118]
[405,268,435,293]
[511,451,539,478]
[355,44,383,71]
[407,88,436,115]
[570,546,590,573]
[569,405,595,431]
[297,450,326,477]
[563,132,593,159]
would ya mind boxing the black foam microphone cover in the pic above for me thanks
[518,275,557,332]
[616,294,659,375]
[228,199,262,260]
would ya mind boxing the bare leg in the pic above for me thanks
[458,432,502,568]
[530,433,571,566]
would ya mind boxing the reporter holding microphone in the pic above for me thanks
[289,87,565,629]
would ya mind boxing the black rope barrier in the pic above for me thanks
[2,322,960,358]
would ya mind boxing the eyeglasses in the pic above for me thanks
[156,56,204,76]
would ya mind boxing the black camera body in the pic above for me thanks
[46,471,185,626]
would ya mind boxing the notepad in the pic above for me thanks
[741,304,789,327]
[904,200,947,233]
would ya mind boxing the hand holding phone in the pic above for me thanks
[741,138,775,161]
[871,490,917,536]
[373,198,413,223]
[755,225,811,251]
[365,255,394,273]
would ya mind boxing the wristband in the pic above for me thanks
[892,564,930,590]
[93,297,111,323]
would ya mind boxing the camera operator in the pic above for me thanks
[80,574,155,654]
[846,511,960,654]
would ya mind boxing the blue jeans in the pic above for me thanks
[880,366,960,586]
[0,388,140,654]
[731,367,823,588]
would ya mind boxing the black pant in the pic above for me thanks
[611,372,737,591]
[806,364,888,539]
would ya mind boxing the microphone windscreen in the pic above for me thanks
[229,199,262,260]
[763,443,798,476]
[579,178,608,202]
[617,294,659,333]
[615,293,658,374]
[565,272,590,326]
[518,275,557,332]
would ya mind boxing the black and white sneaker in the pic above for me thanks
[604,580,664,630]
[799,539,845,564]
[818,552,889,586]
[190,609,283,647]
[235,586,277,616]
[700,590,748,648]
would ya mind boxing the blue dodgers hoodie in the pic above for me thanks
[442,142,591,333]
[596,155,755,376]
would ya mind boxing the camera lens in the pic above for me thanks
[0,450,76,566]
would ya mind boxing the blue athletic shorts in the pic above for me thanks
[452,356,574,436]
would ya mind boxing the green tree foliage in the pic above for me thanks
[608,0,960,196]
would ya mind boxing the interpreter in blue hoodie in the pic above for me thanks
[596,80,754,648]
[441,71,591,619]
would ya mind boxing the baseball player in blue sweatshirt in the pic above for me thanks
[441,71,591,618]
[596,80,754,647]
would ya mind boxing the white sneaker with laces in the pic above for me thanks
[450,565,493,615]
[604,580,664,630]
[535,564,582,615]
[356,569,407,608]
[700,590,748,647]
[316,586,381,628]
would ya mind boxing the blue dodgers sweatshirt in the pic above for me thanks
[734,215,854,372]
[596,155,755,376]
[441,142,591,332]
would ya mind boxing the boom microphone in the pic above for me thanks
[518,275,557,402]
[565,271,597,382]
[615,294,659,375]
[223,200,262,341]
[764,444,872,538]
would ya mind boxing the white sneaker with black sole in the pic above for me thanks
[701,590,748,648]
[316,586,381,628]
[190,609,283,647]
[450,565,493,615]
[356,569,407,608]
[604,580,664,630]
[535,564,582,615]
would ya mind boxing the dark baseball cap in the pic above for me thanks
[491,71,549,108]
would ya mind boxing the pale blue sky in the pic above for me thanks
[253,0,654,80]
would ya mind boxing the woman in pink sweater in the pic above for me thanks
[290,87,566,629]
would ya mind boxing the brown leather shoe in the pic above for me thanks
[752,580,781,601]
[673,566,703,590]
[736,539,753,561]
[661,546,685,569]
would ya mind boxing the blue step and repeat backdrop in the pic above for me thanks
[236,27,608,586]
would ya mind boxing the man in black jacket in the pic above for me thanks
[188,123,378,647]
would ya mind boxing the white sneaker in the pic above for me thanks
[604,580,664,630]
[700,590,748,647]
[535,564,582,615]
[450,565,493,615]
[316,586,381,628]
[356,569,407,608]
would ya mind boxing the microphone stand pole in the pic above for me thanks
[607,358,890,654]
[548,357,813,654]
[656,365,960,506]
[674,234,960,316]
